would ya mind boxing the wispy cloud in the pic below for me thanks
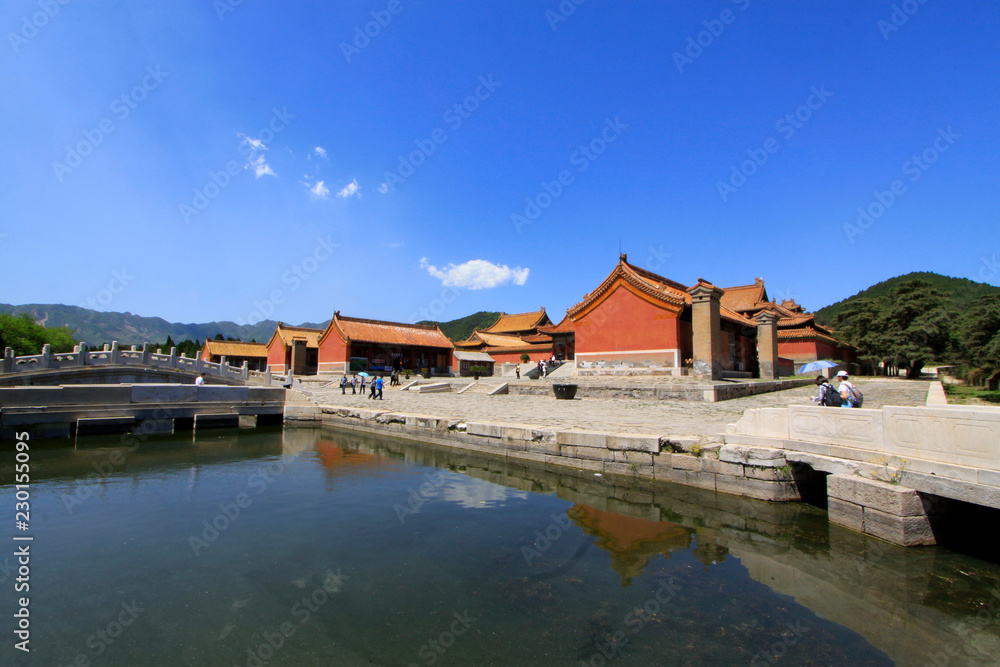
[337,178,361,198]
[239,133,275,178]
[313,146,327,159]
[378,182,390,194]
[420,258,529,289]
[303,180,329,199]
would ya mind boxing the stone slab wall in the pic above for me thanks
[287,405,805,503]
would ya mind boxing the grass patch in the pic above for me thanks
[943,384,1000,405]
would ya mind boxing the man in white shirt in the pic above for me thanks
[195,372,206,386]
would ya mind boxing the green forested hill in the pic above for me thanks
[815,272,1000,325]
[418,311,501,342]
[0,303,328,346]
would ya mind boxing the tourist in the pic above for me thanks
[836,371,860,407]
[351,375,357,394]
[360,375,366,394]
[376,375,384,400]
[340,375,348,394]
[515,366,520,379]
[811,376,840,406]
[369,376,378,399]
[195,372,206,386]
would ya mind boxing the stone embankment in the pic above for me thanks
[285,403,810,503]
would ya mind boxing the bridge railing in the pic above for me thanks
[0,341,281,385]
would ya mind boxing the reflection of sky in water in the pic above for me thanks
[439,475,529,509]
[4,427,1000,666]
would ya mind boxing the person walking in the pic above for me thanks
[376,375,384,400]
[836,370,862,407]
[351,375,357,394]
[369,376,378,399]
[340,375,348,394]
[359,375,366,394]
[811,376,841,406]
[515,365,520,379]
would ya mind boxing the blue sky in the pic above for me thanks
[2,0,998,327]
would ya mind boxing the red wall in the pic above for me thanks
[487,348,551,365]
[575,286,680,353]
[266,340,288,369]
[318,334,348,365]
[778,338,855,363]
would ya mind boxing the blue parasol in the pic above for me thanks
[796,360,839,374]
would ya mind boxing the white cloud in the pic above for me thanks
[377,182,390,194]
[239,133,275,178]
[313,146,327,159]
[420,258,529,290]
[336,178,361,198]
[305,180,329,199]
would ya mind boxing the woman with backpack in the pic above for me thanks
[811,376,842,407]
[836,370,863,407]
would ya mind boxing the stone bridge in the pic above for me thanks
[0,383,285,440]
[1,342,286,387]
[725,403,1000,545]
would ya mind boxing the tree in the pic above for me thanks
[0,312,77,356]
[958,294,1000,373]
[879,281,953,378]
[520,353,530,363]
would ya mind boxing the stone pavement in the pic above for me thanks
[302,378,930,438]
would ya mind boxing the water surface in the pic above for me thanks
[2,426,999,666]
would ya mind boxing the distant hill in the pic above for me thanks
[418,311,501,342]
[815,272,1000,325]
[0,303,328,346]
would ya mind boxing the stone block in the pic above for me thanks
[662,436,701,453]
[980,469,1000,488]
[544,454,603,474]
[607,433,661,453]
[132,384,198,404]
[827,497,864,533]
[556,430,608,448]
[248,386,284,402]
[354,409,388,421]
[669,469,716,492]
[0,387,64,407]
[512,451,548,466]
[197,386,249,402]
[405,414,449,430]
[375,412,407,425]
[743,465,793,482]
[719,444,786,467]
[559,445,614,462]
[76,417,135,436]
[702,459,744,477]
[671,455,703,471]
[715,475,800,502]
[526,439,561,456]
[467,422,504,438]
[194,414,239,429]
[863,506,936,546]
[62,385,131,405]
[651,452,673,467]
[788,405,885,449]
[604,462,640,478]
[612,450,654,466]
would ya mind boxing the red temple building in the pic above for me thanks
[561,256,854,378]
[317,312,454,375]
[453,308,556,366]
[265,323,323,375]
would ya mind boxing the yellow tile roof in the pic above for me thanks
[202,340,268,358]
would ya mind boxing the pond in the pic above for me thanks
[2,426,999,666]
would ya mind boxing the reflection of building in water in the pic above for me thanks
[315,440,391,478]
[567,504,719,585]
